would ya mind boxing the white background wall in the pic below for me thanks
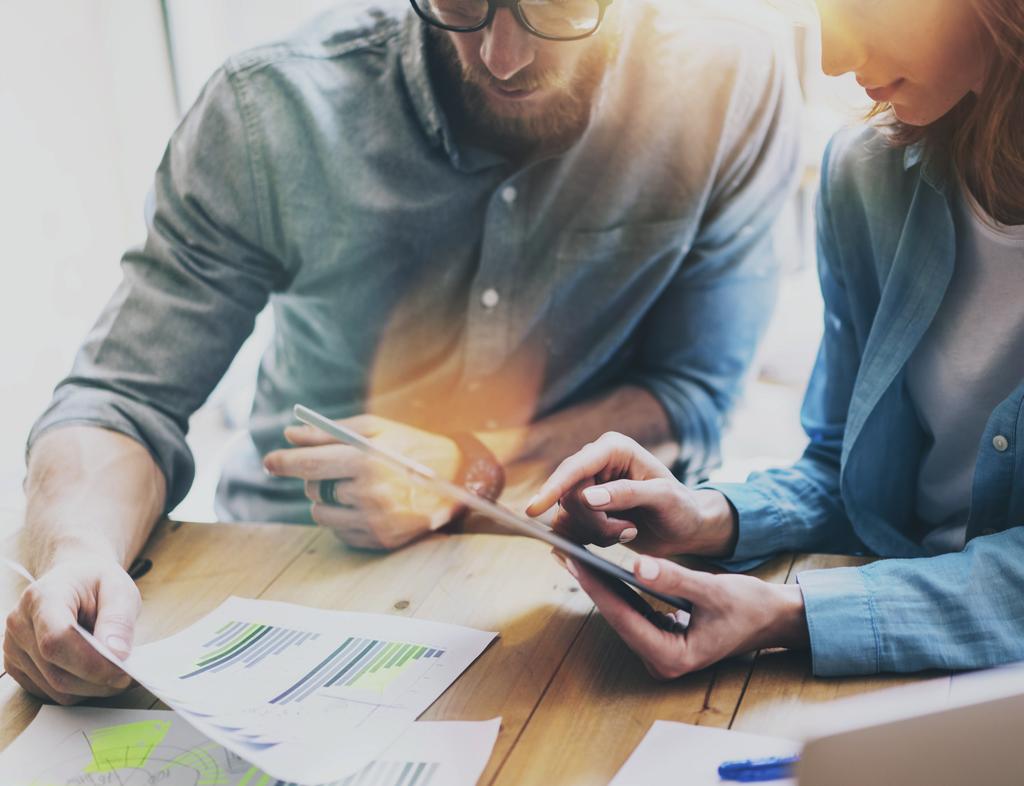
[2,1,872,520]
[0,1,178,513]
[165,0,341,109]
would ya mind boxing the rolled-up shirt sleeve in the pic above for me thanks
[627,33,800,481]
[798,527,1024,675]
[28,64,290,511]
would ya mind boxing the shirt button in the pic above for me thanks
[501,186,517,205]
[481,288,500,309]
[993,435,1010,453]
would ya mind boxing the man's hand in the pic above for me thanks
[4,554,138,704]
[264,415,462,551]
[555,553,809,679]
[526,432,737,558]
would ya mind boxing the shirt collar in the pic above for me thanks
[398,13,507,173]
[399,13,447,149]
[902,142,925,171]
[903,140,952,195]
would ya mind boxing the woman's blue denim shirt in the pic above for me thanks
[710,126,1024,676]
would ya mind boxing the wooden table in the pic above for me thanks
[0,518,947,785]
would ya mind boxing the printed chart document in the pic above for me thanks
[73,597,495,785]
[0,706,501,786]
[610,721,800,786]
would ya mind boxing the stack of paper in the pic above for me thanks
[62,596,496,785]
[0,706,501,786]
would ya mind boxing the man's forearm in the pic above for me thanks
[476,385,679,504]
[24,427,166,574]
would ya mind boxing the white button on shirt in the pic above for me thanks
[993,435,1010,453]
[481,288,500,309]
[501,186,517,205]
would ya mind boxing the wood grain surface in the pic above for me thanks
[0,521,929,785]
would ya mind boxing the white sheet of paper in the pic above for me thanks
[0,706,501,786]
[609,721,800,786]
[78,596,495,785]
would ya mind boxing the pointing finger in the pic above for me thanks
[526,443,618,516]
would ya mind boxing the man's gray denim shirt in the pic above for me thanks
[29,0,800,523]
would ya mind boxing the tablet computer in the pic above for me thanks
[294,405,692,615]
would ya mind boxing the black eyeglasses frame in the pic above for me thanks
[409,0,614,42]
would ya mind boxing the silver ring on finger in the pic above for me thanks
[319,478,354,508]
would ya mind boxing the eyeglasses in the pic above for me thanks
[410,0,613,42]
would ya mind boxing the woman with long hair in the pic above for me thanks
[527,0,1024,677]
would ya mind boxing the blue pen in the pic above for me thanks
[717,755,799,782]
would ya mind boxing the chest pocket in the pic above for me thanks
[557,216,695,256]
[547,218,696,343]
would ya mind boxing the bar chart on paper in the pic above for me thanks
[180,620,321,679]
[336,761,439,786]
[119,597,497,785]
[271,718,501,786]
[277,760,442,786]
[272,637,447,702]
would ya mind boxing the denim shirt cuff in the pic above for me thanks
[698,481,783,564]
[797,566,880,676]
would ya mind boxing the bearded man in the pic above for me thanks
[9,0,798,703]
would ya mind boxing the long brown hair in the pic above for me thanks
[871,0,1024,224]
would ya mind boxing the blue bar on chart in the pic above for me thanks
[270,638,446,704]
[179,621,320,680]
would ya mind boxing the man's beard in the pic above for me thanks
[428,28,616,159]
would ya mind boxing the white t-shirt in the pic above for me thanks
[906,187,1024,554]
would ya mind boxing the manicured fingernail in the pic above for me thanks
[106,636,129,657]
[526,495,539,511]
[619,528,638,544]
[636,556,660,581]
[583,487,611,507]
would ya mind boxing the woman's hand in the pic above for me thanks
[526,432,737,558]
[555,553,809,679]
